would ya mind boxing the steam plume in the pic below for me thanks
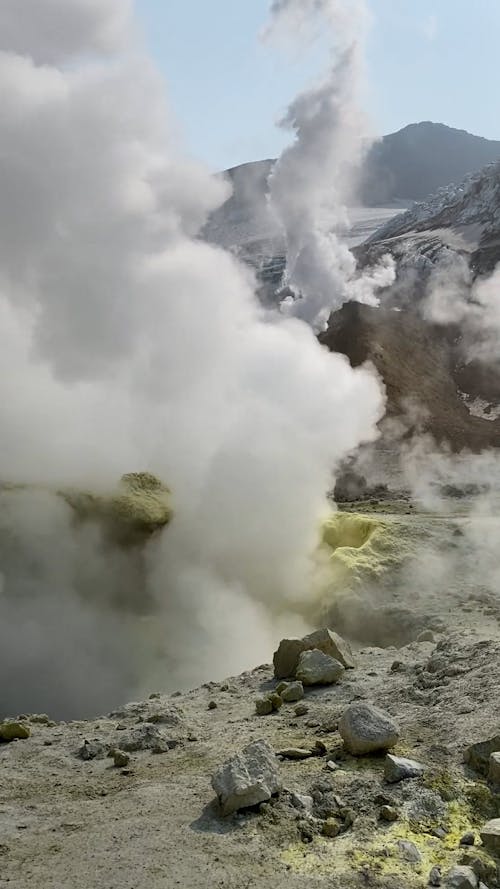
[0,0,385,717]
[266,0,395,330]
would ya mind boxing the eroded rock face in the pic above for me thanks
[211,739,281,816]
[480,818,500,856]
[338,702,400,755]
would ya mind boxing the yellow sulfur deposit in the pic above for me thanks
[317,511,405,592]
[62,471,173,545]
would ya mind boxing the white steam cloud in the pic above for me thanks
[266,0,395,330]
[0,0,385,717]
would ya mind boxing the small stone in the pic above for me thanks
[290,792,313,812]
[275,681,289,695]
[479,818,500,856]
[340,807,356,829]
[322,817,342,838]
[459,832,475,847]
[488,752,500,784]
[379,805,399,822]
[443,866,478,888]
[294,704,308,717]
[384,753,425,783]
[78,740,109,760]
[117,724,174,753]
[429,866,442,887]
[391,661,405,672]
[417,630,436,643]
[113,750,130,768]
[298,819,316,843]
[0,722,30,742]
[281,682,304,703]
[269,693,283,711]
[398,840,422,863]
[295,650,344,686]
[149,693,161,700]
[208,701,217,710]
[338,702,400,755]
[432,827,448,840]
[255,697,273,716]
[325,760,339,772]
[276,747,314,760]
[211,739,281,816]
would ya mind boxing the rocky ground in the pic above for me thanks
[3,506,500,889]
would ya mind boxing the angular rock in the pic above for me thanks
[281,682,304,703]
[488,752,500,785]
[273,638,308,679]
[273,628,354,679]
[301,628,355,670]
[290,792,313,812]
[211,739,281,816]
[295,650,344,686]
[443,866,478,889]
[112,750,130,768]
[480,818,500,856]
[338,702,399,755]
[429,866,442,886]
[0,722,30,741]
[384,753,425,783]
[459,832,475,847]
[398,839,422,863]
[465,737,500,776]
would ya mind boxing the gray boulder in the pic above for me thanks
[480,818,500,856]
[384,753,425,783]
[443,866,478,889]
[211,739,281,816]
[273,628,354,678]
[296,650,344,686]
[338,702,399,755]
[116,723,176,753]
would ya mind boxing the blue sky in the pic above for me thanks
[136,0,500,171]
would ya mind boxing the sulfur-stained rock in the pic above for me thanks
[0,722,30,742]
[211,739,281,816]
[443,866,478,888]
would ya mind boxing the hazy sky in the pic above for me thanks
[136,0,500,171]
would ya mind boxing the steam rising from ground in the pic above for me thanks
[266,0,395,329]
[0,0,385,718]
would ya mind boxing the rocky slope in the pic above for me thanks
[3,506,500,888]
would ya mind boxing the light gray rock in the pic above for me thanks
[480,818,500,856]
[280,681,304,703]
[116,724,176,753]
[416,630,436,643]
[277,747,314,760]
[300,628,356,670]
[443,866,478,889]
[273,628,354,678]
[338,702,399,755]
[211,739,281,816]
[290,792,313,812]
[398,840,421,863]
[384,753,425,783]
[464,736,500,775]
[488,752,500,784]
[295,650,345,686]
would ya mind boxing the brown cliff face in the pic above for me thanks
[320,302,500,452]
